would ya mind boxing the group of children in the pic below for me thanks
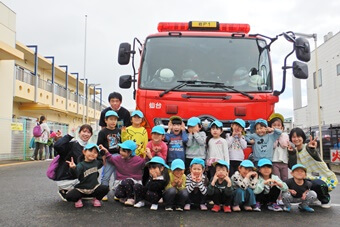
[63,110,336,213]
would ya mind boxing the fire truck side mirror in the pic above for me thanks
[119,75,132,88]
[292,61,308,79]
[118,43,131,65]
[295,37,311,62]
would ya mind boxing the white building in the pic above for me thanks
[293,31,340,130]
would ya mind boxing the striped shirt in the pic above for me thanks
[186,173,208,195]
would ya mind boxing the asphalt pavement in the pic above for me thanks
[0,161,340,227]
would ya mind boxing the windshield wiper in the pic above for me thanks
[159,80,190,97]
[212,83,254,100]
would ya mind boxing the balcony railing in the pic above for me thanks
[15,66,106,111]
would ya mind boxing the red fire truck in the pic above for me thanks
[117,21,310,145]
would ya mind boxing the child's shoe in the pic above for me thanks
[57,190,67,202]
[267,203,282,212]
[158,198,163,203]
[321,202,331,208]
[124,198,135,206]
[92,198,102,207]
[298,205,314,213]
[283,206,291,212]
[113,196,119,201]
[211,205,221,212]
[134,201,145,208]
[176,207,184,211]
[75,199,83,208]
[244,206,252,211]
[200,204,208,211]
[150,204,158,210]
[119,198,127,203]
[232,205,241,212]
[102,195,108,201]
[253,202,261,212]
[223,205,232,213]
[184,204,191,211]
[165,207,173,211]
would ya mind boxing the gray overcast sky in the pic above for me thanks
[2,0,340,119]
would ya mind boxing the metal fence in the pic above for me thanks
[15,67,35,85]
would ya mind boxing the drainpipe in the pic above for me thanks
[71,72,79,114]
[45,56,55,105]
[59,65,68,110]
[27,45,38,102]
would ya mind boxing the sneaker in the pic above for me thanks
[57,190,67,202]
[134,201,145,208]
[208,200,214,205]
[211,205,221,212]
[277,199,284,206]
[321,202,331,208]
[232,205,241,212]
[244,206,253,211]
[150,204,158,210]
[125,198,135,206]
[165,207,173,211]
[113,196,119,201]
[158,198,163,204]
[92,198,102,207]
[119,198,127,203]
[283,206,291,212]
[299,205,314,212]
[75,199,83,208]
[102,195,108,201]
[253,202,261,212]
[267,203,282,212]
[184,204,191,211]
[200,204,208,211]
[223,205,232,213]
[176,207,183,211]
[30,157,35,161]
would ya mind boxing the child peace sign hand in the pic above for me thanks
[308,136,318,149]
[66,157,76,169]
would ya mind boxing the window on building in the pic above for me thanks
[337,63,340,76]
[313,69,322,89]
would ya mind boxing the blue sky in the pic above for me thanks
[2,0,340,119]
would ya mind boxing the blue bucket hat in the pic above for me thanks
[131,110,144,118]
[146,156,169,169]
[291,164,307,172]
[190,158,205,168]
[187,117,201,127]
[255,118,268,127]
[209,120,223,128]
[240,160,255,168]
[84,143,100,153]
[105,110,119,118]
[151,125,165,135]
[171,159,185,171]
[257,158,272,167]
[233,118,246,129]
[118,140,137,156]
[213,159,229,170]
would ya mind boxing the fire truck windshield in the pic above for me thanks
[140,36,272,92]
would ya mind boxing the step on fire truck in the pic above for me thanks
[117,21,311,157]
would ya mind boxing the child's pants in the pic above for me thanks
[101,154,119,187]
[163,187,189,208]
[256,186,281,204]
[66,185,109,202]
[188,189,206,205]
[233,188,256,206]
[210,187,232,206]
[115,179,143,201]
[282,190,317,207]
[272,162,288,181]
[311,179,330,204]
[229,161,242,177]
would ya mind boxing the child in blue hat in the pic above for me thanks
[253,159,288,212]
[227,118,248,176]
[185,117,207,170]
[65,143,109,208]
[207,160,233,213]
[146,125,168,161]
[185,158,208,211]
[100,140,146,207]
[245,118,282,165]
[121,110,148,158]
[142,157,170,210]
[206,120,229,181]
[163,159,189,211]
[231,160,258,211]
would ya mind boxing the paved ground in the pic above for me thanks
[0,161,339,227]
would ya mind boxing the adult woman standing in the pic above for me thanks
[288,128,338,208]
[53,124,93,201]
[32,116,50,160]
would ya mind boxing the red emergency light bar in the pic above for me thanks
[158,21,250,33]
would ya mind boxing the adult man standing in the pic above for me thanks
[99,92,131,129]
